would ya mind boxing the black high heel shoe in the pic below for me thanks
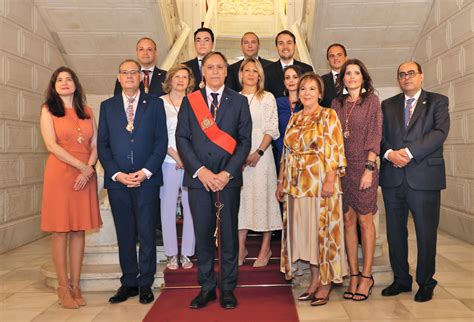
[343,272,360,300]
[353,274,374,301]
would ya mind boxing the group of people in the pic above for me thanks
[39,26,450,312]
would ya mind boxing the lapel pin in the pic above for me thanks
[143,100,146,104]
[423,101,426,104]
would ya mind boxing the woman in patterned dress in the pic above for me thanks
[238,58,282,267]
[40,67,101,309]
[332,59,382,301]
[276,72,347,306]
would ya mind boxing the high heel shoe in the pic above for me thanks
[253,250,272,267]
[343,272,360,300]
[57,285,79,309]
[310,285,333,306]
[70,283,86,306]
[353,274,374,301]
[238,249,248,266]
[297,291,316,301]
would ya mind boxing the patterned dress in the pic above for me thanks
[332,93,382,215]
[280,108,348,285]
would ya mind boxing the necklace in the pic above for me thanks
[168,94,182,113]
[248,93,256,107]
[343,99,358,138]
[69,109,84,144]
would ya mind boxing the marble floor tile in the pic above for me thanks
[342,299,414,320]
[0,279,35,294]
[460,299,474,311]
[0,308,44,322]
[444,287,474,299]
[456,261,474,272]
[0,292,58,309]
[436,271,474,288]
[31,306,103,322]
[399,299,474,319]
[18,280,55,294]
[296,300,349,320]
[91,304,151,322]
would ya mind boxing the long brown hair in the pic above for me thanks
[43,66,89,119]
[336,59,374,104]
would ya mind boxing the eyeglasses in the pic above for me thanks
[398,70,420,79]
[119,70,140,76]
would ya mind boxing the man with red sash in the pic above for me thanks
[176,52,252,309]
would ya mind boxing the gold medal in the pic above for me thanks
[126,123,134,132]
[199,80,205,89]
[144,87,149,94]
[201,117,214,129]
[343,131,350,139]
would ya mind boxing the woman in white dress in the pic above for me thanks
[238,57,282,267]
[160,64,196,270]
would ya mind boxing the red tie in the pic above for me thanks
[143,70,150,93]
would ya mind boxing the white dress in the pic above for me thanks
[238,91,282,231]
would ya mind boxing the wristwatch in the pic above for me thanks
[257,149,264,156]
[365,161,376,171]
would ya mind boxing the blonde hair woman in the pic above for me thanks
[160,64,196,270]
[237,58,282,267]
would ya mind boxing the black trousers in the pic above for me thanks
[108,186,159,288]
[188,187,240,291]
[382,178,440,289]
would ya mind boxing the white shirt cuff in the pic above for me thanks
[383,149,393,161]
[142,168,152,179]
[405,148,413,159]
[111,172,120,181]
[193,166,205,178]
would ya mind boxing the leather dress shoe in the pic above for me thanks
[189,289,216,309]
[220,290,237,309]
[139,286,154,304]
[109,286,139,304]
[381,282,412,297]
[414,286,434,302]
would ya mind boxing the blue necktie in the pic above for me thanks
[210,93,219,118]
[404,98,415,127]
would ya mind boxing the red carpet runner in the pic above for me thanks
[143,234,299,322]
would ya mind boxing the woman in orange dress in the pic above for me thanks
[40,66,101,309]
[276,72,347,306]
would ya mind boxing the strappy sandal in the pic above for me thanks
[353,274,374,301]
[343,272,360,300]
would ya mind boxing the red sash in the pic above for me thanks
[187,91,236,155]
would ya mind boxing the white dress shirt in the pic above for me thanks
[280,59,294,70]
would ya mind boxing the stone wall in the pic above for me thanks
[0,0,65,253]
[412,0,474,243]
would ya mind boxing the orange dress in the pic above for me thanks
[41,107,101,232]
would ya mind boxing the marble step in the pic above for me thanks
[83,245,166,265]
[216,36,279,64]
[41,262,167,292]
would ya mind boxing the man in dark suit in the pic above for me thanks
[176,52,252,309]
[183,27,215,92]
[264,30,313,98]
[225,32,272,92]
[380,61,450,302]
[99,59,168,305]
[320,43,347,107]
[114,37,167,97]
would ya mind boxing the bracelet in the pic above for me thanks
[277,179,283,184]
[365,162,376,171]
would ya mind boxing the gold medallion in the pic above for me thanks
[199,80,205,89]
[201,117,214,129]
[343,131,350,139]
[126,123,134,132]
[144,87,149,94]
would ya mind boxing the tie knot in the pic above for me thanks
[142,70,150,76]
[406,98,415,107]
[335,73,339,78]
[128,97,135,104]
[211,93,219,100]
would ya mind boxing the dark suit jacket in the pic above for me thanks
[184,57,202,92]
[264,59,313,98]
[380,90,450,190]
[321,72,337,108]
[98,92,168,189]
[225,56,272,92]
[175,87,252,188]
[114,66,167,97]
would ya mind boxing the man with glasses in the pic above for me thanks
[380,61,450,302]
[114,37,167,97]
[99,59,168,305]
[225,32,272,92]
[264,30,313,98]
[176,52,252,309]
[321,43,347,107]
[184,27,215,92]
